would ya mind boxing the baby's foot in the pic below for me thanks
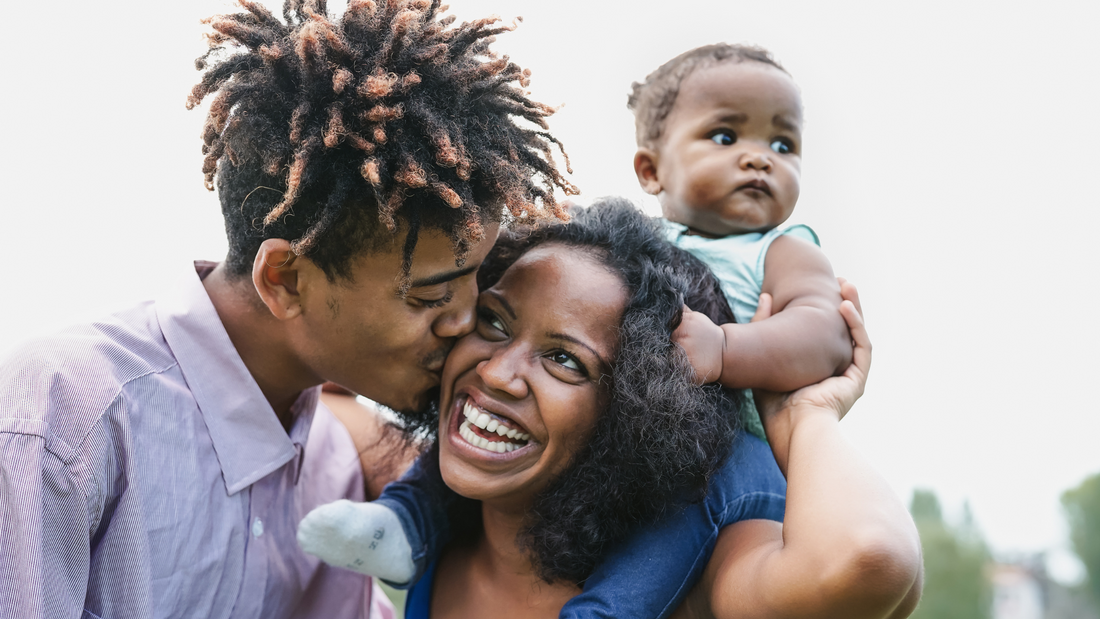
[298,500,416,584]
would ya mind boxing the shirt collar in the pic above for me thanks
[155,261,319,495]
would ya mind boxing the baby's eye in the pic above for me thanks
[770,138,794,154]
[710,131,736,146]
[547,351,581,372]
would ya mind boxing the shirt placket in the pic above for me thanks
[231,481,272,619]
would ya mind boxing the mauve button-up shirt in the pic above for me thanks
[0,262,396,619]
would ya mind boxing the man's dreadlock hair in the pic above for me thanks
[627,43,787,148]
[187,0,577,288]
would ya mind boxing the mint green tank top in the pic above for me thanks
[664,220,821,442]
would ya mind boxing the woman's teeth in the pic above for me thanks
[459,401,530,453]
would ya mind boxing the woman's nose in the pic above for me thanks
[475,350,529,400]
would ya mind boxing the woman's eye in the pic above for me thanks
[770,138,794,154]
[548,351,581,372]
[710,131,736,146]
[477,308,506,333]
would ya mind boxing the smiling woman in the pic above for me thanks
[416,199,749,618]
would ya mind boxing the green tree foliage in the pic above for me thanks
[1063,473,1100,604]
[910,489,992,619]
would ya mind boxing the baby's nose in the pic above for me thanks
[740,150,772,171]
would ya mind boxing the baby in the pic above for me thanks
[633,44,851,442]
[299,43,852,618]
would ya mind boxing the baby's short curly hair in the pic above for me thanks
[628,43,787,148]
[188,0,576,288]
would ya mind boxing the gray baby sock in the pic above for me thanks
[297,500,416,584]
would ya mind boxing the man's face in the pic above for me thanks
[290,222,501,413]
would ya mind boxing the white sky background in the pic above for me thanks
[2,0,1098,577]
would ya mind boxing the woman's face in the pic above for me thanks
[437,243,628,508]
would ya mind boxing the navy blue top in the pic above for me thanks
[404,557,437,619]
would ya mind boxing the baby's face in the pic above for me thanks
[644,61,803,236]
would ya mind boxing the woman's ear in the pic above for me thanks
[253,239,303,321]
[633,148,662,196]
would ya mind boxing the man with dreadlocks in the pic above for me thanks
[0,1,573,617]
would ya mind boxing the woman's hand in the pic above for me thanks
[756,279,867,475]
[756,279,866,420]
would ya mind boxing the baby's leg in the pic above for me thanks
[559,434,786,619]
[298,445,454,586]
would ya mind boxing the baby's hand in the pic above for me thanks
[673,294,775,386]
[672,306,726,385]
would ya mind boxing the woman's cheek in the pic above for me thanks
[545,388,602,474]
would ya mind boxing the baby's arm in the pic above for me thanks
[674,235,852,391]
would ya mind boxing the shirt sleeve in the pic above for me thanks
[0,418,93,619]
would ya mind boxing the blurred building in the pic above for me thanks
[991,557,1098,619]
[993,564,1043,619]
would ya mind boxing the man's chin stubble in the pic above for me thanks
[385,387,441,440]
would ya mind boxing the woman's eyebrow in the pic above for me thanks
[484,290,517,319]
[546,332,611,371]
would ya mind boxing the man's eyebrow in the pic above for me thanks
[408,264,479,289]
[772,114,801,133]
[548,331,612,371]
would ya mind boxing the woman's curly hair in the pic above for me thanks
[188,0,577,286]
[628,43,787,148]
[463,197,742,584]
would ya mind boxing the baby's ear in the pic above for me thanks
[633,148,662,195]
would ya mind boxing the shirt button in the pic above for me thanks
[252,518,264,538]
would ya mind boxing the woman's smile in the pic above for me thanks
[447,393,534,459]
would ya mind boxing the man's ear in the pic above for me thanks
[253,239,303,321]
[633,148,662,196]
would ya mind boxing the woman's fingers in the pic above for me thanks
[837,300,871,405]
[775,288,872,423]
[840,300,871,374]
[751,293,774,323]
[837,277,863,321]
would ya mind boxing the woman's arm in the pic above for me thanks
[674,283,922,619]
